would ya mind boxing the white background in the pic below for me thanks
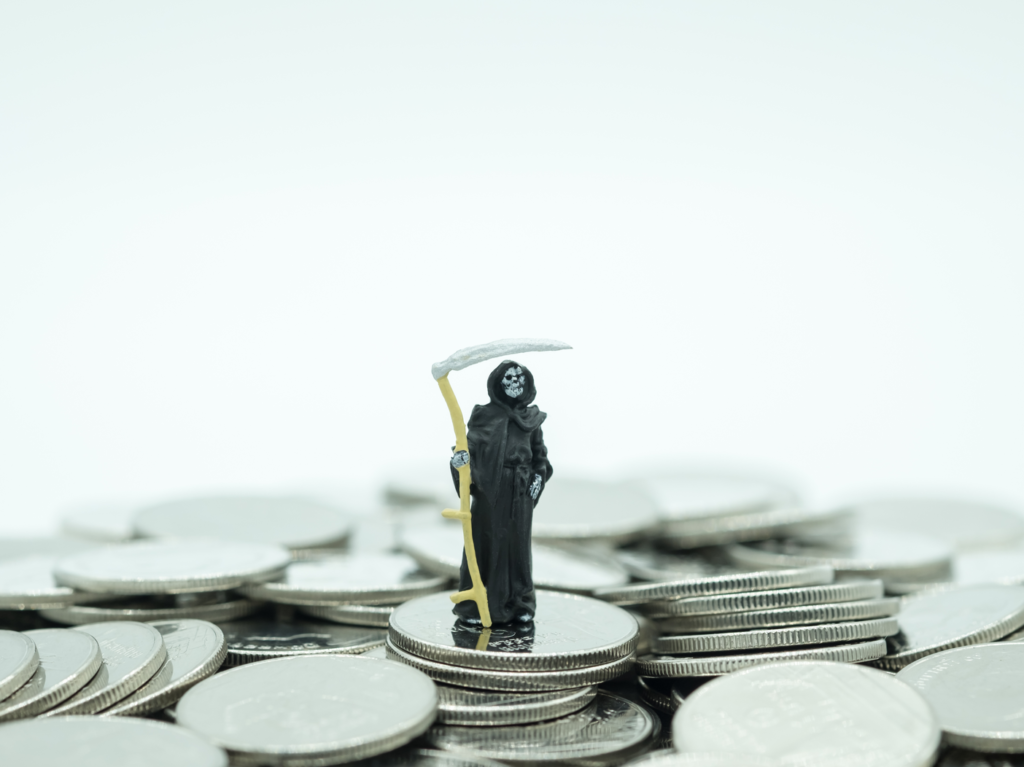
[2,2,1022,534]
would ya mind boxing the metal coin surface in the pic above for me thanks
[641,580,883,618]
[728,530,953,583]
[853,497,1024,552]
[531,479,660,544]
[658,597,900,633]
[60,503,137,543]
[39,593,262,625]
[389,591,638,671]
[0,628,102,720]
[385,639,634,692]
[0,631,38,702]
[240,553,447,605]
[637,677,674,714]
[299,602,395,627]
[220,618,386,666]
[636,473,798,524]
[663,507,848,549]
[356,749,508,767]
[938,750,1024,766]
[401,524,629,593]
[596,564,834,606]
[53,539,291,594]
[105,619,227,716]
[898,643,1024,752]
[435,684,597,726]
[0,536,97,562]
[0,556,100,609]
[361,645,388,658]
[613,547,743,583]
[133,495,352,550]
[426,691,657,764]
[176,655,437,765]
[0,715,227,767]
[46,621,166,715]
[637,638,887,678]
[624,752,782,767]
[877,585,1024,670]
[956,548,1024,587]
[654,616,899,654]
[674,661,940,766]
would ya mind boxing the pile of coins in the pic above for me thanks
[3,478,1024,766]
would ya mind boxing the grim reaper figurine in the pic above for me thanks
[449,360,553,625]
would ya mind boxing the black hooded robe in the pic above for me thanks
[451,360,553,624]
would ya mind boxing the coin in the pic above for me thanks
[637,676,674,714]
[531,479,660,545]
[876,585,1024,670]
[0,537,97,562]
[636,473,798,525]
[104,619,227,716]
[240,553,447,606]
[662,507,849,549]
[657,597,900,633]
[389,591,638,671]
[637,638,887,677]
[0,556,104,609]
[624,752,782,767]
[0,631,38,702]
[54,539,291,594]
[60,503,137,543]
[401,525,629,594]
[852,497,1024,552]
[0,715,228,767]
[385,639,635,692]
[356,749,508,767]
[0,628,102,720]
[640,580,883,618]
[220,618,386,666]
[596,564,834,606]
[937,750,1024,766]
[613,547,743,582]
[176,655,437,764]
[426,691,658,765]
[299,602,395,627]
[361,645,388,658]
[653,616,899,654]
[897,643,1024,752]
[39,593,262,625]
[727,529,953,584]
[435,684,597,726]
[955,548,1024,586]
[674,661,940,766]
[133,495,352,552]
[45,621,166,715]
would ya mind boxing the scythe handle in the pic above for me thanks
[436,374,492,628]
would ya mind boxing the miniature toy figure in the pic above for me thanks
[431,338,570,627]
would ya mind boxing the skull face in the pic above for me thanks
[502,365,526,398]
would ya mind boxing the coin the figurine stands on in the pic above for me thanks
[430,338,570,627]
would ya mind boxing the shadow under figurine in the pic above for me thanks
[449,360,553,626]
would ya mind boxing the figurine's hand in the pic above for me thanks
[451,450,469,469]
[529,474,543,500]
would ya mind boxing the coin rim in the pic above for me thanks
[653,616,900,654]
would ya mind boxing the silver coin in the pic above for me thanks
[637,677,675,714]
[728,529,953,583]
[427,691,657,764]
[623,751,782,767]
[401,524,629,594]
[531,479,660,545]
[240,553,447,606]
[657,597,900,633]
[674,661,940,766]
[0,556,103,609]
[641,580,883,618]
[0,631,38,702]
[357,748,508,767]
[0,715,227,767]
[176,654,437,765]
[220,619,386,666]
[435,684,598,726]
[852,497,1024,552]
[638,638,887,678]
[133,495,352,551]
[955,548,1024,586]
[361,645,388,658]
[613,547,743,582]
[60,503,137,543]
[654,616,899,654]
[663,507,849,549]
[53,539,291,594]
[0,536,97,562]
[298,602,395,627]
[597,564,834,606]
[636,473,798,524]
[45,621,166,715]
[877,585,1024,670]
[0,628,102,720]
[389,591,638,671]
[104,618,227,716]
[39,594,262,625]
[937,750,1024,766]
[385,639,634,692]
[897,643,1024,752]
